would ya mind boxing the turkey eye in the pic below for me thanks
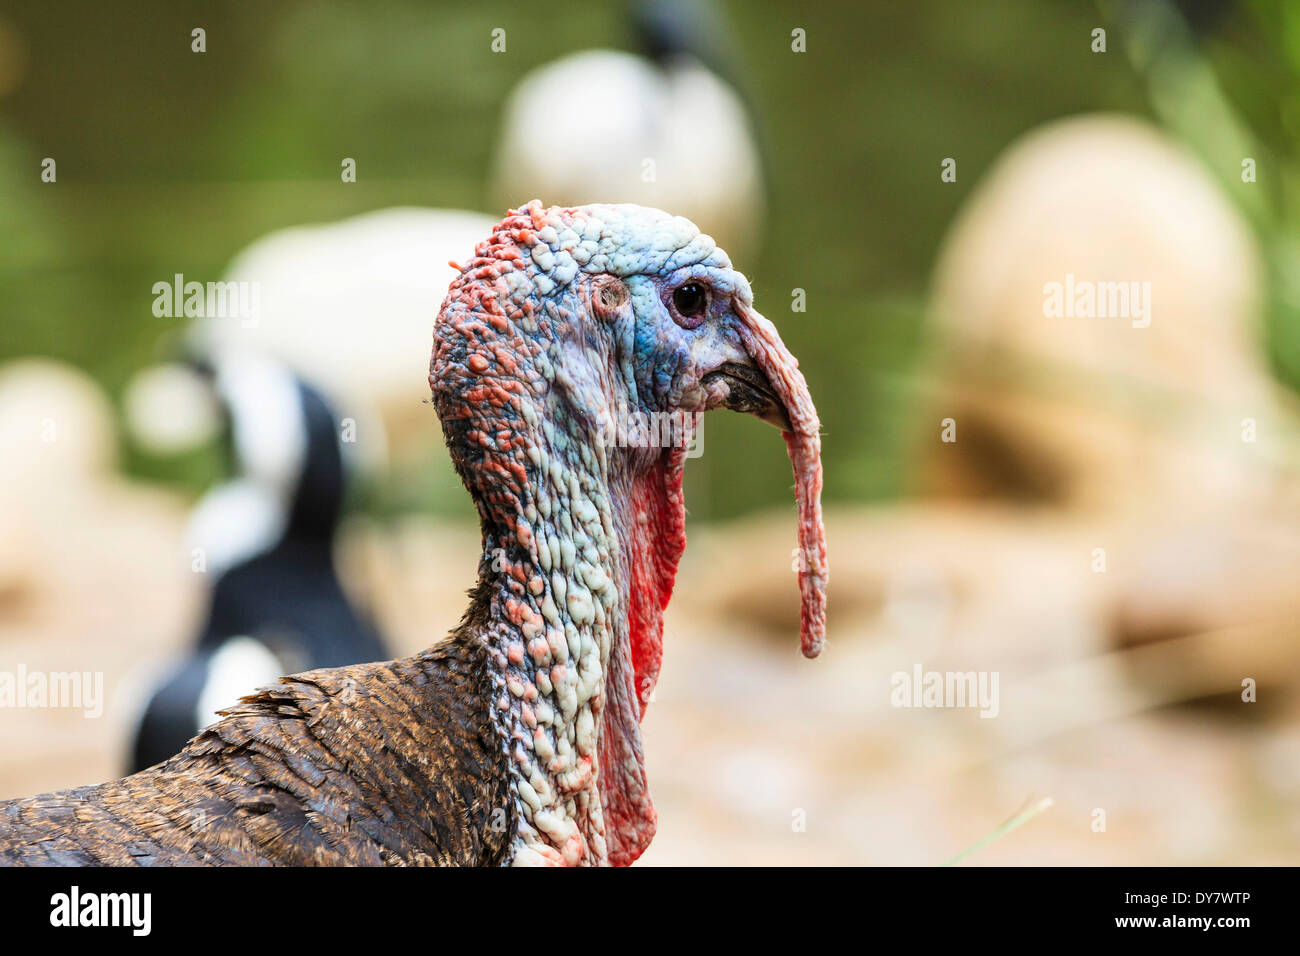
[672,282,709,322]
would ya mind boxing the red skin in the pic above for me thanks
[432,202,826,865]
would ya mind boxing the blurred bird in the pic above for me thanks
[491,0,765,260]
[916,113,1300,700]
[0,359,119,612]
[191,208,495,456]
[128,354,388,773]
[921,113,1285,509]
[0,359,116,495]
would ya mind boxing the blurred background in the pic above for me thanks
[2,0,1300,863]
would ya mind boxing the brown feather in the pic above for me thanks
[0,604,516,867]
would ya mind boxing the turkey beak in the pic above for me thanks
[700,359,793,432]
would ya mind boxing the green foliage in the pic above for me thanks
[1,0,1292,517]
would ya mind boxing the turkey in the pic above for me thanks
[0,202,826,867]
[127,354,389,774]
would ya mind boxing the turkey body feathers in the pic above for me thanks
[1,624,514,867]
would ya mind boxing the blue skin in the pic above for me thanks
[618,266,758,425]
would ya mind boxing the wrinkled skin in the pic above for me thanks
[431,202,826,865]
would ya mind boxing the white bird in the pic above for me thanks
[189,207,496,455]
[490,47,764,261]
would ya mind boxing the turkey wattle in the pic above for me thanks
[0,202,827,867]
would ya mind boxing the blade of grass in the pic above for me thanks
[942,796,1055,866]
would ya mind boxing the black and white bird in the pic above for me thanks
[128,354,388,773]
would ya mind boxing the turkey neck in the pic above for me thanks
[470,434,687,867]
